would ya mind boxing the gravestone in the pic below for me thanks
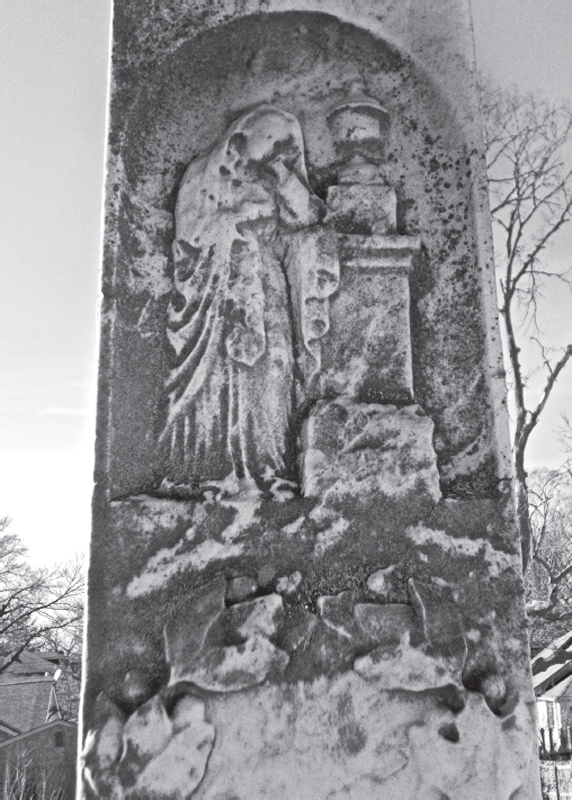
[82,1,542,797]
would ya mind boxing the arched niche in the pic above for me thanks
[99,10,496,500]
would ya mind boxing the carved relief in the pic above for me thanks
[318,85,421,406]
[83,570,521,797]
[158,106,339,496]
[157,96,430,503]
[88,9,540,797]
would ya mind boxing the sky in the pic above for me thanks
[0,0,571,564]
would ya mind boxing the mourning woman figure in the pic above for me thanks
[159,105,339,496]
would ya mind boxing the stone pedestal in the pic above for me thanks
[82,2,541,797]
[319,234,419,404]
[319,114,419,405]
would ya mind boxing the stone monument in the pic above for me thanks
[82,1,542,797]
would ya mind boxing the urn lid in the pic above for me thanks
[327,82,390,146]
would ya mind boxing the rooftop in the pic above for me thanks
[0,677,58,734]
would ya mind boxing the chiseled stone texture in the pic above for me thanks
[84,0,540,797]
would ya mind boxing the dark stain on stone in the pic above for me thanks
[337,694,367,754]
[433,684,466,714]
[438,722,460,743]
[501,714,517,731]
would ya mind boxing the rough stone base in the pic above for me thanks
[83,481,540,797]
[302,401,440,503]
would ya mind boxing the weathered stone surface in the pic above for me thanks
[353,585,467,692]
[85,493,538,795]
[83,693,215,798]
[226,575,258,604]
[408,578,466,658]
[164,576,226,682]
[193,675,538,799]
[319,110,420,405]
[82,694,126,798]
[91,668,524,799]
[318,591,360,640]
[166,592,288,693]
[303,400,441,507]
[353,633,464,693]
[367,565,398,599]
[275,571,302,596]
[157,104,339,495]
[86,674,537,798]
[327,183,398,237]
[129,697,215,799]
[274,606,318,654]
[84,0,541,796]
[318,237,418,405]
[354,603,416,649]
[118,695,173,786]
[256,563,277,589]
[225,594,285,639]
[95,9,510,500]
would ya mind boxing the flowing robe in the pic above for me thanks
[159,106,339,491]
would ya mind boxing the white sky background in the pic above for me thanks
[0,0,571,564]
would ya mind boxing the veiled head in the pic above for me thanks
[225,105,305,172]
[176,106,324,231]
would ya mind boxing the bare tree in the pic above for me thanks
[526,464,572,624]
[4,746,66,800]
[0,517,84,673]
[557,415,572,454]
[4,747,35,800]
[481,83,572,567]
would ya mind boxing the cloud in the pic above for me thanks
[0,449,93,565]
